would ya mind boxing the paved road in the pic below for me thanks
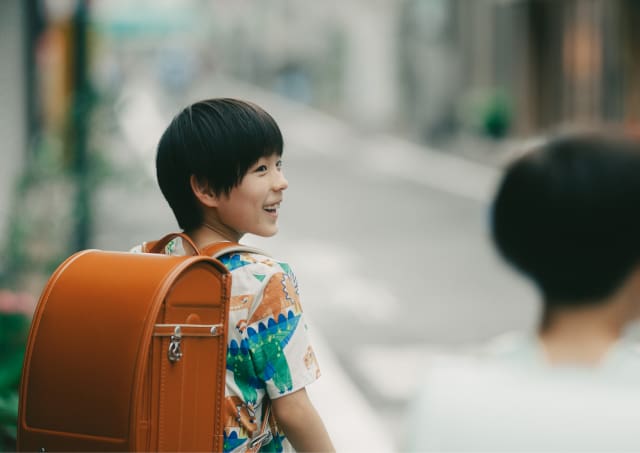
[93,76,538,451]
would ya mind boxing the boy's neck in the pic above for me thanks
[538,295,632,366]
[187,221,242,252]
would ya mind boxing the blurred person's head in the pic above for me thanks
[491,131,640,316]
[156,98,284,233]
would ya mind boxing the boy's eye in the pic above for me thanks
[254,165,268,172]
[276,160,283,169]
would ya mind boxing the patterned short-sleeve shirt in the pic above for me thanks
[132,238,321,452]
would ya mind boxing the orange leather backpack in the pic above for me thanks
[17,233,264,452]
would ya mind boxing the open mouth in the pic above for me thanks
[263,203,280,214]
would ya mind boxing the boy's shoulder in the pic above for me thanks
[218,250,294,279]
[129,238,294,279]
[216,251,299,301]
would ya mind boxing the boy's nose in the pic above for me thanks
[274,172,288,191]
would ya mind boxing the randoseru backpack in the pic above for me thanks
[17,232,269,452]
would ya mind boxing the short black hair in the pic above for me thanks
[491,131,640,306]
[156,98,283,231]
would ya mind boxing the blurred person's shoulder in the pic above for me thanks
[419,332,539,389]
[442,330,640,375]
[417,329,640,398]
[413,332,640,451]
[599,337,640,382]
[479,330,539,358]
[425,331,541,369]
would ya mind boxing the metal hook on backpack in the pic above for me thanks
[168,326,183,363]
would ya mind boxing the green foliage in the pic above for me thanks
[461,88,512,139]
[0,313,29,452]
[0,393,19,452]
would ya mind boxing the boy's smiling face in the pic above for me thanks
[214,153,288,238]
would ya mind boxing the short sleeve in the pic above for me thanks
[243,269,321,399]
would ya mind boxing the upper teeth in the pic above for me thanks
[265,204,279,210]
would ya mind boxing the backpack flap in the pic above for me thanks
[18,250,230,452]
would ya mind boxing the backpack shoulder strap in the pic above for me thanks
[200,242,270,259]
[141,233,270,259]
[142,232,200,254]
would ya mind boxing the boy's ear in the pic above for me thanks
[190,175,219,208]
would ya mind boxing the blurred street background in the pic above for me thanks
[2,0,640,451]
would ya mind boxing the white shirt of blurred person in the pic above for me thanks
[408,131,640,452]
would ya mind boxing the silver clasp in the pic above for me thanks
[168,326,183,363]
[248,430,273,449]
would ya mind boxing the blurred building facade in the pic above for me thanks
[3,0,640,291]
[0,0,95,294]
[453,0,639,137]
[197,0,639,143]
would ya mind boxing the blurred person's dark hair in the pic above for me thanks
[156,98,283,231]
[491,130,640,309]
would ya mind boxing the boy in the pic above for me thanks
[140,98,334,452]
[409,131,640,451]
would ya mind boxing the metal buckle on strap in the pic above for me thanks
[248,430,273,449]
